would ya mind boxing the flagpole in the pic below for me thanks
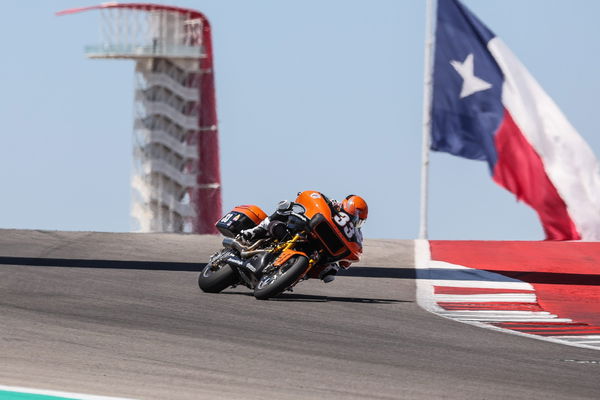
[419,0,436,239]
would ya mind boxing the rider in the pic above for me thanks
[240,193,368,283]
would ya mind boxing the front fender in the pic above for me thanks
[273,249,307,267]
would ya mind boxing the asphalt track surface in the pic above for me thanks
[0,229,599,400]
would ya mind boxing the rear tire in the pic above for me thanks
[198,261,238,293]
[253,255,308,300]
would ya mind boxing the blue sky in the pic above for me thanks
[1,0,599,240]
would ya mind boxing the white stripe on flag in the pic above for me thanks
[488,38,600,240]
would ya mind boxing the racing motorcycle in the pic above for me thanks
[198,190,362,300]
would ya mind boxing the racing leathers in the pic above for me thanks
[240,199,355,283]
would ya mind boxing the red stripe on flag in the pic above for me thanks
[434,286,533,295]
[492,109,580,240]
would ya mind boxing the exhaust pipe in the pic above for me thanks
[222,237,244,252]
[222,237,268,275]
[222,237,268,258]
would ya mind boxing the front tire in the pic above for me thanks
[253,255,308,300]
[198,261,238,293]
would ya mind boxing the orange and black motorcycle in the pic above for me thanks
[198,190,363,300]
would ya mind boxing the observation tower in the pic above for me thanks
[58,3,222,234]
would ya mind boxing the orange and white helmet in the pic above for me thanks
[341,194,368,227]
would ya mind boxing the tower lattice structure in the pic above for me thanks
[59,3,222,233]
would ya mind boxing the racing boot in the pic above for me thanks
[319,263,339,283]
[240,224,268,244]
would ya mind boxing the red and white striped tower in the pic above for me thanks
[58,3,222,234]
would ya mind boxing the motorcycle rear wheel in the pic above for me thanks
[253,255,308,300]
[198,260,238,293]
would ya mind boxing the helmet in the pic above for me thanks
[341,195,368,227]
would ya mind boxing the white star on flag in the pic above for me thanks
[450,53,492,98]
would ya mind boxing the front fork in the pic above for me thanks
[270,234,319,280]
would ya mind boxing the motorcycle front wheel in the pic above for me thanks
[198,258,238,293]
[253,255,308,300]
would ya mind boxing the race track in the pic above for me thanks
[0,229,599,399]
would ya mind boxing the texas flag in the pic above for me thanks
[431,0,600,240]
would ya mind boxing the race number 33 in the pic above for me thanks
[333,212,355,239]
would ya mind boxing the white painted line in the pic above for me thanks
[435,294,537,302]
[428,260,471,269]
[466,321,600,351]
[415,239,444,313]
[413,239,600,352]
[568,341,600,345]
[455,317,572,323]
[439,310,554,316]
[0,384,137,400]
[551,335,600,341]
[548,336,600,346]
[423,279,534,290]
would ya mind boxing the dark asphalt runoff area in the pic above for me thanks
[0,229,599,399]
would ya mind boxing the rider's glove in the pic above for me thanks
[330,199,341,210]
